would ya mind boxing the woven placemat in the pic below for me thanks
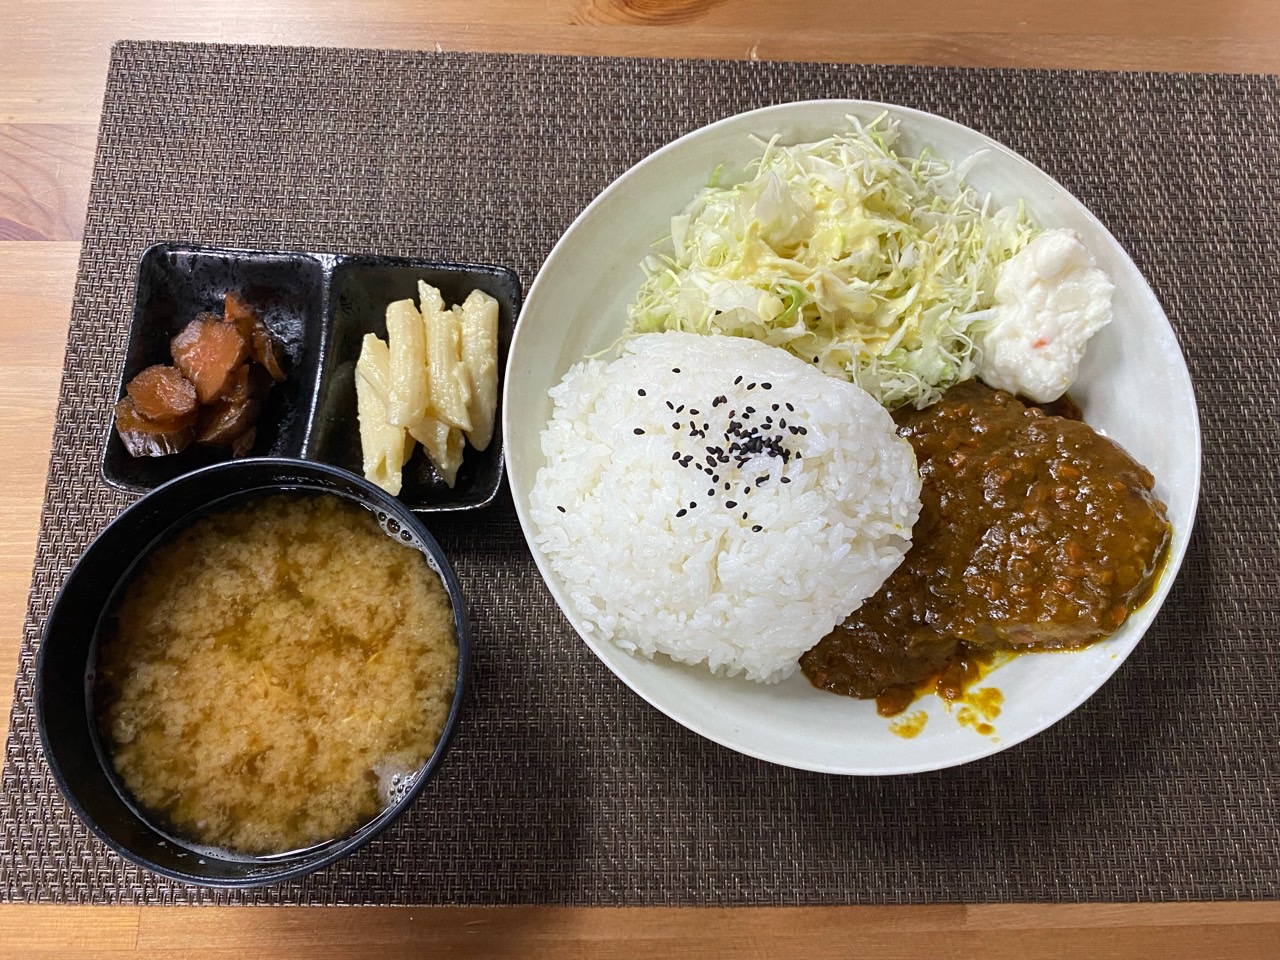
[2,41,1278,905]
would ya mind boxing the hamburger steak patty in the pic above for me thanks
[801,379,1170,704]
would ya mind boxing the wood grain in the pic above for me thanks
[0,241,74,726]
[1,0,1278,955]
[1,903,1279,959]
[0,125,96,241]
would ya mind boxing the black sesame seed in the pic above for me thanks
[745,406,755,414]
[786,403,794,412]
[690,502,698,509]
[707,488,715,497]
[734,375,743,385]
[556,505,566,513]
[666,400,674,410]
[676,508,687,518]
[747,382,756,390]
[676,405,684,413]
[743,512,749,520]
[726,500,738,509]
[762,382,772,390]
[755,476,767,486]
[671,452,680,461]
[672,367,681,373]
[781,476,791,484]
[752,525,763,533]
[672,421,680,429]
[689,408,699,416]
[724,482,731,491]
[798,426,808,435]
[772,404,779,411]
[638,388,646,396]
[634,428,645,435]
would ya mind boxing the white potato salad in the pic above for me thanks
[975,228,1114,402]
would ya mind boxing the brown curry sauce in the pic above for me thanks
[800,380,1170,716]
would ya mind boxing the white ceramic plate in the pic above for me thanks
[504,100,1200,775]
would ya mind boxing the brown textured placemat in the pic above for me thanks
[2,41,1278,905]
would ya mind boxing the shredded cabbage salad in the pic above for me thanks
[628,114,1037,410]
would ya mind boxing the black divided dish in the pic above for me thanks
[102,243,520,512]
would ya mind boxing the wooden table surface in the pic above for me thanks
[2,1,1278,956]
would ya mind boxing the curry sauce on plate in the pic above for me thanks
[801,380,1170,715]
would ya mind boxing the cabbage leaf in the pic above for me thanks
[627,114,1036,409]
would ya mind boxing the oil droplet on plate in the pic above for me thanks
[955,686,1003,738]
[889,711,928,739]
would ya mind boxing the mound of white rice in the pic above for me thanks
[529,332,921,683]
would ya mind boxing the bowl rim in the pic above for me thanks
[505,97,1203,775]
[37,457,470,886]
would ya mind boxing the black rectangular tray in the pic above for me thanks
[102,242,521,512]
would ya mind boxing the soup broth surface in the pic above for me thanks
[93,492,458,856]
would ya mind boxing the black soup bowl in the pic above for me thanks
[36,458,469,887]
